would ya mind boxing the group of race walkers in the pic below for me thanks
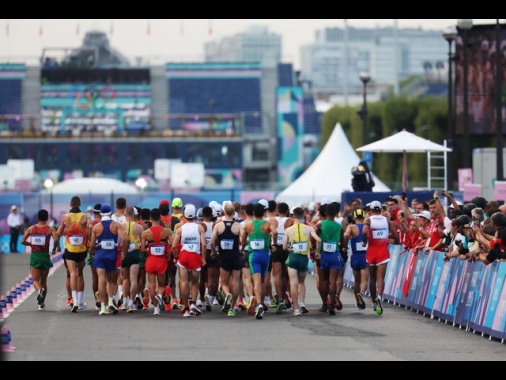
[20,194,400,320]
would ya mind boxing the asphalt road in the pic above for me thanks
[1,253,506,361]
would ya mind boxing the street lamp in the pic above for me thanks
[359,71,371,150]
[443,25,457,190]
[495,19,504,181]
[457,19,473,169]
[135,177,147,200]
[44,179,54,220]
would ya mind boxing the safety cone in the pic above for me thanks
[1,324,16,352]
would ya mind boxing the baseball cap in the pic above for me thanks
[258,199,269,209]
[172,198,183,208]
[416,210,431,220]
[93,203,102,213]
[159,199,169,206]
[209,201,218,208]
[449,200,463,209]
[100,204,112,215]
[10,205,17,210]
[370,201,382,211]
[222,200,233,208]
[321,197,332,205]
[184,204,196,219]
[87,206,93,211]
[213,204,223,214]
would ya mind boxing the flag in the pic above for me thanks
[180,19,184,35]
[147,19,151,36]
[208,19,213,35]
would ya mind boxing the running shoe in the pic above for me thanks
[95,291,100,309]
[292,308,301,317]
[328,305,336,316]
[135,296,144,310]
[204,295,212,311]
[300,302,309,314]
[171,298,180,310]
[222,293,232,313]
[183,308,191,318]
[38,303,45,311]
[108,302,119,314]
[285,291,293,309]
[247,297,257,315]
[196,299,204,308]
[190,303,202,316]
[78,302,87,310]
[127,304,135,313]
[255,304,265,320]
[269,299,277,308]
[318,303,328,313]
[165,302,172,312]
[236,299,247,311]
[227,309,236,317]
[375,296,383,315]
[153,306,160,316]
[65,298,73,306]
[119,304,128,311]
[99,308,112,315]
[71,303,79,313]
[276,300,287,314]
[335,295,343,311]
[37,288,46,303]
[164,285,172,304]
[373,303,378,313]
[155,294,165,309]
[216,290,224,306]
[213,298,220,306]
[355,293,366,310]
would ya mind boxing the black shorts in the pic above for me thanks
[271,245,289,264]
[205,249,221,269]
[64,249,87,264]
[220,254,243,272]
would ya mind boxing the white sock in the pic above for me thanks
[77,291,84,304]
[72,290,78,304]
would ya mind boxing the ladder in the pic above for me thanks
[427,139,448,192]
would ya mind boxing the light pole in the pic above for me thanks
[443,26,457,190]
[457,19,473,169]
[359,71,371,151]
[495,19,504,181]
[44,179,54,220]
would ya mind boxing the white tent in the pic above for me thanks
[276,123,390,206]
[44,178,139,194]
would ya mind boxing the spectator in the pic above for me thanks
[7,205,23,253]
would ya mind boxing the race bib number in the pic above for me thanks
[251,239,265,250]
[128,242,136,252]
[150,245,165,256]
[101,239,115,250]
[356,242,368,251]
[206,238,211,250]
[220,239,234,250]
[32,235,46,246]
[70,235,84,246]
[277,233,284,245]
[292,241,308,253]
[323,242,337,253]
[183,241,199,252]
[372,228,388,239]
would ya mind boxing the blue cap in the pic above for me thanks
[100,204,112,215]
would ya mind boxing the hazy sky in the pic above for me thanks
[0,19,499,70]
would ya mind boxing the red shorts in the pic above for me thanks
[177,250,203,271]
[366,246,390,266]
[145,255,168,276]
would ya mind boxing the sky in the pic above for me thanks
[0,19,500,70]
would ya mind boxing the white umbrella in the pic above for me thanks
[356,129,452,191]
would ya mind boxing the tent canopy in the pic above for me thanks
[356,129,451,191]
[276,123,390,206]
[44,178,139,195]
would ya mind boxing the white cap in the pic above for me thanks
[258,199,269,209]
[290,206,296,214]
[87,206,93,211]
[415,210,431,220]
[209,201,218,208]
[11,205,17,210]
[213,204,223,214]
[222,200,233,208]
[321,197,332,205]
[370,201,382,211]
[184,204,197,219]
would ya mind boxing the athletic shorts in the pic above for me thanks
[93,249,118,272]
[121,249,142,268]
[64,249,87,264]
[286,253,309,273]
[350,252,368,271]
[205,249,220,269]
[177,250,203,271]
[319,252,344,271]
[145,255,168,276]
[366,247,390,267]
[271,245,289,264]
[220,254,243,272]
[30,251,53,271]
[249,250,270,278]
